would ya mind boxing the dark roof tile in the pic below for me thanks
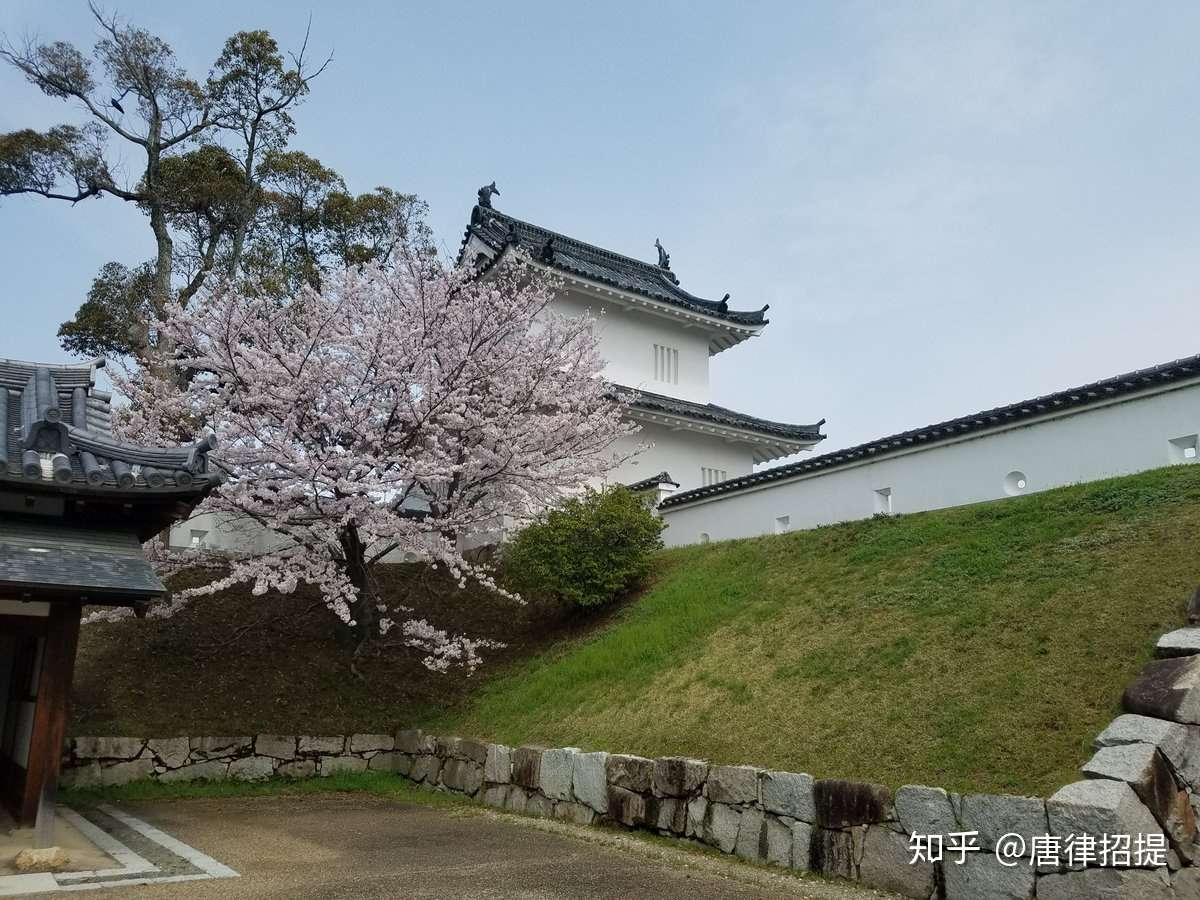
[660,352,1200,510]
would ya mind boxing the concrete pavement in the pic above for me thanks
[75,793,899,900]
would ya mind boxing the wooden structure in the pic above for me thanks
[0,358,217,827]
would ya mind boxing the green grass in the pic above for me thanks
[428,464,1200,796]
[63,770,474,809]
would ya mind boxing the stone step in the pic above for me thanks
[1155,628,1200,659]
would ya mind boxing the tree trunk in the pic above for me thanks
[339,523,375,645]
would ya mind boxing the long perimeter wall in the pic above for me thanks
[660,377,1200,547]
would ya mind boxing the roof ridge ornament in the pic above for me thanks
[654,238,671,270]
[477,181,499,209]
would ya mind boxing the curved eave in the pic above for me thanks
[0,470,221,500]
[627,407,824,465]
[479,242,767,355]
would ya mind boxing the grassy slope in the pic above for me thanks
[429,464,1200,796]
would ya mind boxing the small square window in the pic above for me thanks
[874,487,893,515]
[774,515,790,534]
[1169,435,1199,464]
[189,529,208,549]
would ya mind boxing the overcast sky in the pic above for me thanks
[3,1,1198,456]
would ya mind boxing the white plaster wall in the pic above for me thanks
[606,422,754,494]
[552,289,713,404]
[660,379,1200,547]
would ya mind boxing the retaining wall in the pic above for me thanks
[61,622,1200,898]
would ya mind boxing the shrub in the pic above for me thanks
[501,486,666,607]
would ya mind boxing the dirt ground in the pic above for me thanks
[78,794,898,900]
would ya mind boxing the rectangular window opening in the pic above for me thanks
[653,344,680,384]
[190,529,209,549]
[701,467,728,487]
[774,515,790,535]
[874,487,893,515]
[1169,435,1199,464]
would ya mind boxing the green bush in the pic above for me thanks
[501,486,666,607]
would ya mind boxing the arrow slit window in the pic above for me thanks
[653,345,679,385]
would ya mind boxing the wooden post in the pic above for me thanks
[20,603,81,829]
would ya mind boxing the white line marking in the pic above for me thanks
[53,807,158,881]
[96,805,238,879]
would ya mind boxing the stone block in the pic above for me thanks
[858,825,937,899]
[322,755,368,776]
[14,847,69,873]
[228,756,275,781]
[790,820,813,871]
[298,735,345,755]
[734,807,766,860]
[512,747,542,790]
[607,785,647,827]
[652,756,707,798]
[395,729,435,754]
[145,737,189,769]
[1036,866,1173,900]
[1083,743,1197,859]
[484,744,512,783]
[812,826,862,880]
[1048,780,1164,864]
[367,752,404,772]
[813,779,893,827]
[277,759,316,778]
[349,733,394,753]
[440,758,484,795]
[958,793,1047,853]
[454,739,488,765]
[480,784,508,808]
[99,757,154,786]
[703,802,742,854]
[255,734,297,760]
[60,761,101,789]
[1123,656,1200,724]
[895,784,959,837]
[761,770,816,822]
[648,796,685,834]
[538,748,576,800]
[190,736,251,759]
[707,765,759,805]
[553,801,596,826]
[764,815,792,867]
[572,751,608,813]
[160,759,228,782]
[409,754,442,784]
[1156,628,1200,658]
[525,793,554,818]
[942,850,1035,900]
[75,737,144,760]
[606,754,654,793]
[686,796,708,838]
[394,754,414,777]
[503,785,529,813]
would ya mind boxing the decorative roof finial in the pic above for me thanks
[718,293,730,313]
[654,238,670,270]
[477,181,499,209]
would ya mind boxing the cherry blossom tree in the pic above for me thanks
[109,244,634,671]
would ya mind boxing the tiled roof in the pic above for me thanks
[0,519,163,599]
[659,352,1200,510]
[624,471,679,492]
[462,205,769,328]
[0,357,220,495]
[620,386,826,443]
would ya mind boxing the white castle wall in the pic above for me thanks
[659,377,1200,547]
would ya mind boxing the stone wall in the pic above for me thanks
[61,613,1200,898]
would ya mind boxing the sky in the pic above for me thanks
[2,1,1199,455]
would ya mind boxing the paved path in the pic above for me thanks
[78,794,897,900]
